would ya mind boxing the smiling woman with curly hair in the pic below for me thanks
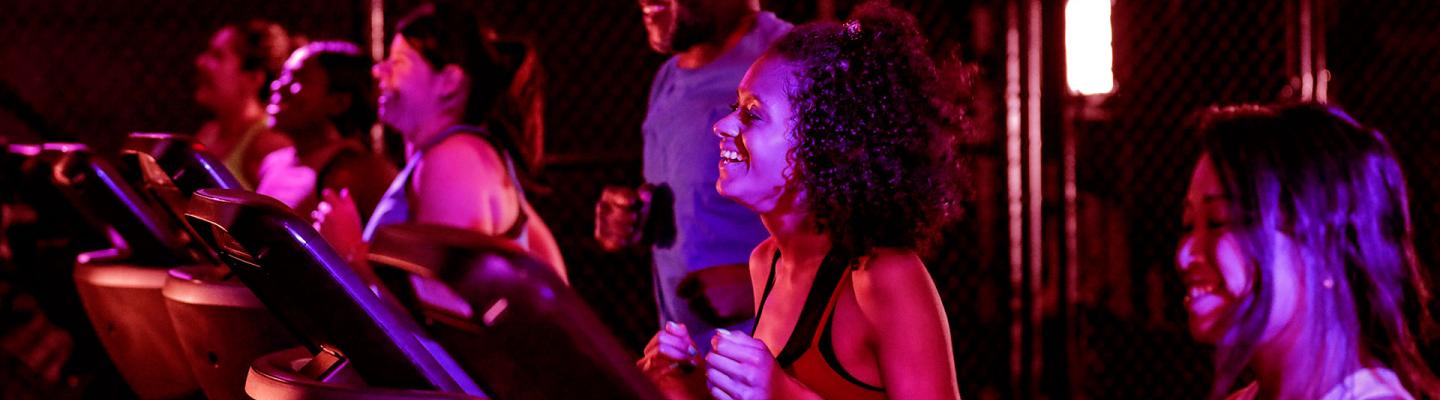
[638,2,965,399]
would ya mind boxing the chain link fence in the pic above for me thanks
[1071,0,1289,397]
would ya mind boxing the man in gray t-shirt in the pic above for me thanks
[596,0,790,351]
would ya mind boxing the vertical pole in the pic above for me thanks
[1025,1,1046,397]
[1061,95,1081,400]
[1298,0,1314,100]
[1289,0,1327,103]
[367,0,386,153]
[1311,0,1328,103]
[368,0,385,63]
[1003,0,1026,395]
[1007,0,1055,396]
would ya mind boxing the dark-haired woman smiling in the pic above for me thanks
[258,41,395,223]
[1177,104,1440,399]
[193,20,295,188]
[313,3,566,283]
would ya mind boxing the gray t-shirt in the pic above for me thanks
[642,11,792,348]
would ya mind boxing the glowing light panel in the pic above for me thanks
[1066,0,1114,95]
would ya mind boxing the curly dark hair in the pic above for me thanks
[771,1,966,260]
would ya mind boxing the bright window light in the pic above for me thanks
[1065,0,1114,95]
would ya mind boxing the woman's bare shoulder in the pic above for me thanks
[419,134,508,185]
[430,133,504,165]
[851,247,939,306]
[854,248,926,276]
[750,237,778,263]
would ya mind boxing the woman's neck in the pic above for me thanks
[289,123,345,169]
[1250,310,1358,398]
[289,123,342,156]
[408,113,465,151]
[760,206,830,275]
[209,99,266,153]
[220,99,266,135]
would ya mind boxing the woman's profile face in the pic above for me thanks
[195,28,254,112]
[373,36,440,140]
[1177,154,1302,344]
[713,54,800,214]
[268,51,332,135]
[1177,155,1252,342]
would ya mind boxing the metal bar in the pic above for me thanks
[1062,96,1081,400]
[1026,0,1045,395]
[1299,0,1315,100]
[368,0,385,62]
[1312,0,1328,103]
[368,0,386,154]
[1003,0,1025,396]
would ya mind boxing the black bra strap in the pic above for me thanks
[751,251,781,333]
[773,250,849,368]
[819,272,886,391]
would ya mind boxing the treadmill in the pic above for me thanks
[124,132,241,195]
[184,188,482,398]
[368,223,663,400]
[44,144,205,398]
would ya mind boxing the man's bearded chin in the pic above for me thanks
[667,1,719,53]
[649,27,675,54]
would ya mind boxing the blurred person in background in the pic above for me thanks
[257,41,396,223]
[193,20,297,188]
[596,0,791,356]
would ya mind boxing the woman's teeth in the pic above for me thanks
[721,149,745,163]
[1186,284,1218,302]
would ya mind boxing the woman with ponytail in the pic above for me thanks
[312,2,567,284]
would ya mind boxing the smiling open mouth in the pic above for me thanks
[1187,284,1217,300]
[720,149,745,164]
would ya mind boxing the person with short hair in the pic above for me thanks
[193,20,296,188]
[598,0,791,358]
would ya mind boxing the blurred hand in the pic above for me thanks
[313,188,376,283]
[594,184,651,251]
[638,321,706,400]
[678,264,755,327]
[706,329,786,400]
[313,188,363,258]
